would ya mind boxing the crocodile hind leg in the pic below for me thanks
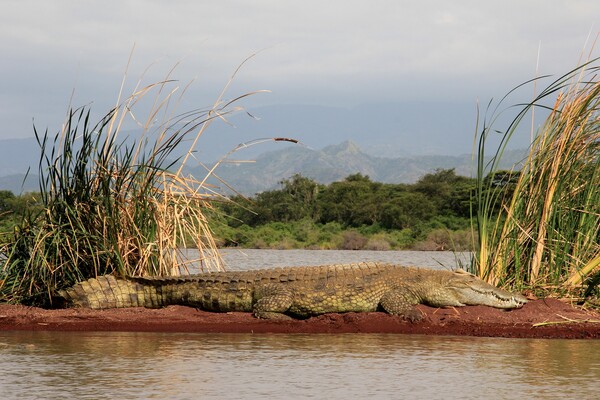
[379,289,424,322]
[253,284,295,320]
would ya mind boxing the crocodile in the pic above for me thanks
[56,262,527,321]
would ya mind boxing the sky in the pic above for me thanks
[1,0,599,151]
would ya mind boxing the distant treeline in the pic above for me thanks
[211,169,496,250]
[0,168,515,251]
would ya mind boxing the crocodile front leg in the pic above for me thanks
[379,288,424,322]
[253,284,295,320]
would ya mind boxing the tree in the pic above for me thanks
[379,192,436,229]
[279,174,321,220]
[317,175,381,227]
[413,168,475,217]
[0,190,15,213]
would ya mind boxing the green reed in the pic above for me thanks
[0,60,262,306]
[473,58,600,298]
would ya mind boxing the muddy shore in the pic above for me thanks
[1,298,599,339]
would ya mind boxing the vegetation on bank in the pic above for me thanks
[0,169,479,252]
[210,171,475,251]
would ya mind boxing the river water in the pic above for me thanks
[202,248,470,271]
[1,250,599,399]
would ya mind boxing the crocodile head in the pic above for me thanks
[428,269,528,309]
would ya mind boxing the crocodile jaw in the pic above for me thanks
[453,285,528,309]
[445,270,528,309]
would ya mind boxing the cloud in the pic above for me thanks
[0,0,598,139]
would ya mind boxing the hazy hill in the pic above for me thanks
[188,140,526,195]
[0,122,523,195]
[0,134,527,195]
[194,101,500,161]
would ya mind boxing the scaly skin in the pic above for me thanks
[57,262,528,321]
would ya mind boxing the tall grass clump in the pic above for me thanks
[473,57,600,298]
[0,58,267,306]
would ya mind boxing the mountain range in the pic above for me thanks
[0,138,526,196]
[0,102,528,196]
[188,140,526,195]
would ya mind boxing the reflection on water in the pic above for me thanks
[1,331,599,399]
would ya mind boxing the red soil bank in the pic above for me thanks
[1,298,599,339]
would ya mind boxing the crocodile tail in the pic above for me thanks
[57,275,165,309]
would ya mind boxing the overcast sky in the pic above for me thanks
[1,0,598,142]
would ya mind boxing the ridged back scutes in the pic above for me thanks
[125,262,399,286]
